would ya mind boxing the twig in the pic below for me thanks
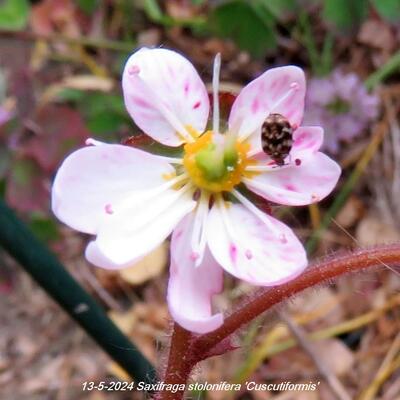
[78,262,123,312]
[234,294,400,383]
[279,311,351,400]
[358,332,400,400]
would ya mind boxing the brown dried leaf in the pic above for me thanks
[336,196,365,229]
[358,20,395,51]
[356,215,400,246]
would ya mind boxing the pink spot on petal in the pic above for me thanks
[193,101,201,109]
[133,97,152,108]
[290,82,299,91]
[190,251,200,261]
[279,234,288,244]
[245,249,253,259]
[105,204,114,214]
[184,81,190,95]
[128,65,140,75]
[229,243,238,264]
[252,98,260,113]
[295,158,301,166]
[285,184,297,191]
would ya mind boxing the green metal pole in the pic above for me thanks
[0,199,156,384]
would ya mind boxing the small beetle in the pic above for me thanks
[261,113,293,166]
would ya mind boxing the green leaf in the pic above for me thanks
[80,92,129,136]
[143,0,164,22]
[210,0,277,58]
[323,0,368,30]
[87,112,126,135]
[56,88,87,103]
[0,0,30,30]
[260,0,298,20]
[371,0,400,22]
[75,0,99,14]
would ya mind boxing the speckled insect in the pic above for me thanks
[261,113,293,166]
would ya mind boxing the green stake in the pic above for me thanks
[0,199,156,383]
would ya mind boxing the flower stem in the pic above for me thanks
[158,244,400,396]
[155,324,193,400]
[193,245,400,353]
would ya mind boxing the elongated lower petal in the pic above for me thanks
[168,213,224,334]
[91,187,196,267]
[207,203,307,286]
[229,66,305,139]
[52,144,174,235]
[245,152,341,206]
[123,48,209,146]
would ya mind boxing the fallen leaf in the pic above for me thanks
[358,19,395,51]
[336,195,365,228]
[356,215,400,246]
[22,104,89,172]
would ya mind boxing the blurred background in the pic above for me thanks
[1,0,400,399]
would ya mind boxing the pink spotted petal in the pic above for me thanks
[92,188,196,267]
[207,203,307,286]
[52,144,175,235]
[122,48,209,146]
[291,126,324,160]
[168,213,224,334]
[245,152,341,206]
[229,66,305,139]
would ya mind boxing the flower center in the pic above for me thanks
[183,130,250,193]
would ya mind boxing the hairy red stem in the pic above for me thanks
[156,244,400,399]
[154,324,193,400]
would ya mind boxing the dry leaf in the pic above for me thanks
[336,196,364,228]
[108,309,137,335]
[358,20,395,51]
[312,339,354,376]
[356,215,400,246]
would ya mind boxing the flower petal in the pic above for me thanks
[229,66,305,139]
[52,144,175,235]
[207,203,307,286]
[93,186,196,267]
[122,48,209,146]
[291,126,324,160]
[245,152,341,206]
[85,241,134,270]
[168,213,224,334]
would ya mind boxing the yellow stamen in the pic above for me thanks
[183,130,251,193]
